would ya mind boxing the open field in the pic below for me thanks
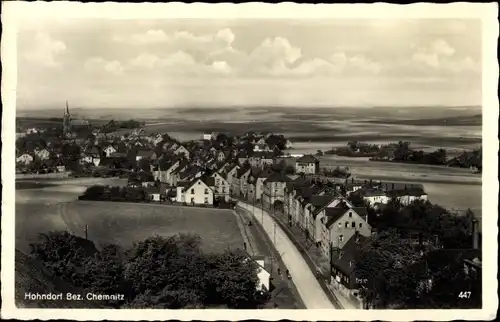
[15,177,244,253]
[16,199,244,254]
[359,114,481,126]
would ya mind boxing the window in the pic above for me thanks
[190,197,194,203]
[222,187,226,193]
[204,197,208,204]
[204,189,209,194]
[338,222,342,228]
[339,235,344,242]
[345,222,348,228]
[349,212,352,217]
[359,223,363,228]
[191,189,194,194]
[351,222,356,228]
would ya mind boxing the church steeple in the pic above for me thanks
[65,100,70,116]
[63,101,71,136]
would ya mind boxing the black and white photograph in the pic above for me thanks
[1,2,498,321]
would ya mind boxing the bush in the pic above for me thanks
[30,232,270,309]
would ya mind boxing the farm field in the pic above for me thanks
[16,199,244,254]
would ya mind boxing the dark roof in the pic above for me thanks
[325,207,349,227]
[286,176,312,193]
[296,154,319,163]
[137,150,154,157]
[310,195,336,208]
[331,233,368,276]
[256,167,274,178]
[204,177,215,186]
[352,207,368,217]
[177,181,191,187]
[264,172,292,184]
[250,151,274,159]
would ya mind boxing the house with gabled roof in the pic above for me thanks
[262,172,292,210]
[247,167,275,203]
[174,145,190,159]
[290,184,327,230]
[231,165,251,198]
[211,171,230,202]
[329,232,367,308]
[175,177,214,206]
[104,144,117,157]
[359,189,389,207]
[295,154,320,174]
[248,151,274,168]
[153,158,181,183]
[386,186,428,206]
[223,164,240,187]
[34,148,51,161]
[136,149,155,161]
[17,153,34,165]
[320,206,371,260]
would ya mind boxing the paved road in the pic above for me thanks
[238,202,335,309]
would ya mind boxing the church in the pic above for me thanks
[63,101,90,137]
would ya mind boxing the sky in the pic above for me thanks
[16,18,482,110]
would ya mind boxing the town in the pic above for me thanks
[15,105,482,310]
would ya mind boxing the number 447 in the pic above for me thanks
[459,291,472,299]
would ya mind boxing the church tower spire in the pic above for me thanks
[65,100,70,116]
[63,101,71,136]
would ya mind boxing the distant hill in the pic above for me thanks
[360,114,481,126]
[15,249,103,308]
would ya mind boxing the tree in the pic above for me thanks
[124,234,207,308]
[29,231,98,287]
[355,229,421,308]
[202,250,266,308]
[83,244,133,307]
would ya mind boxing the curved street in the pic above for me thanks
[238,202,335,309]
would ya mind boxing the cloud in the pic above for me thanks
[431,39,456,56]
[409,39,479,73]
[23,31,66,67]
[114,29,169,44]
[114,30,477,80]
[85,57,124,75]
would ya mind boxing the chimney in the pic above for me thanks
[365,215,368,225]
[472,219,479,249]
